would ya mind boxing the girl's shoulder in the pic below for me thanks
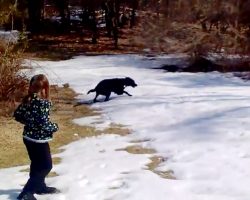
[32,97,52,108]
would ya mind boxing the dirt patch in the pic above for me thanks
[116,145,156,154]
[116,143,175,179]
[146,156,175,180]
[102,123,131,136]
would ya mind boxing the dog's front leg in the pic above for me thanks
[123,91,132,96]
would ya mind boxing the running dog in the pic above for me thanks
[87,77,137,102]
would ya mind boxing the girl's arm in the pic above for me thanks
[14,104,28,124]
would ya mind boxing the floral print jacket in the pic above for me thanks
[14,93,59,143]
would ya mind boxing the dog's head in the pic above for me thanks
[124,77,137,87]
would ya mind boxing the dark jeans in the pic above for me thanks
[22,138,52,193]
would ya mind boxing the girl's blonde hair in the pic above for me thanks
[23,74,50,103]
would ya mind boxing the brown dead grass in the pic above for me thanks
[0,117,26,168]
[116,145,156,154]
[116,143,176,179]
[102,123,131,136]
[146,156,176,179]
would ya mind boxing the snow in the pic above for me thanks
[2,54,250,200]
[0,30,19,44]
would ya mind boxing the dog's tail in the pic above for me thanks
[87,89,96,94]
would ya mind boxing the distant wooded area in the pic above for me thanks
[1,0,250,53]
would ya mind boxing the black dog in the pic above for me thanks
[87,77,137,102]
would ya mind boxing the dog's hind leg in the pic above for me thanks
[104,92,111,101]
[123,91,132,96]
[93,93,99,102]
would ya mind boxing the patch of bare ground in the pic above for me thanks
[116,143,176,180]
[146,156,175,180]
[116,145,156,154]
[102,123,131,136]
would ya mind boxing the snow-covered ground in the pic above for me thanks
[0,30,19,44]
[1,54,250,200]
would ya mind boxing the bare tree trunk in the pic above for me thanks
[214,0,221,11]
[27,0,44,33]
[55,0,70,32]
[130,0,138,27]
[236,0,244,29]
[162,0,169,18]
[102,0,120,48]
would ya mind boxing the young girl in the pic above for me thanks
[14,74,59,200]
